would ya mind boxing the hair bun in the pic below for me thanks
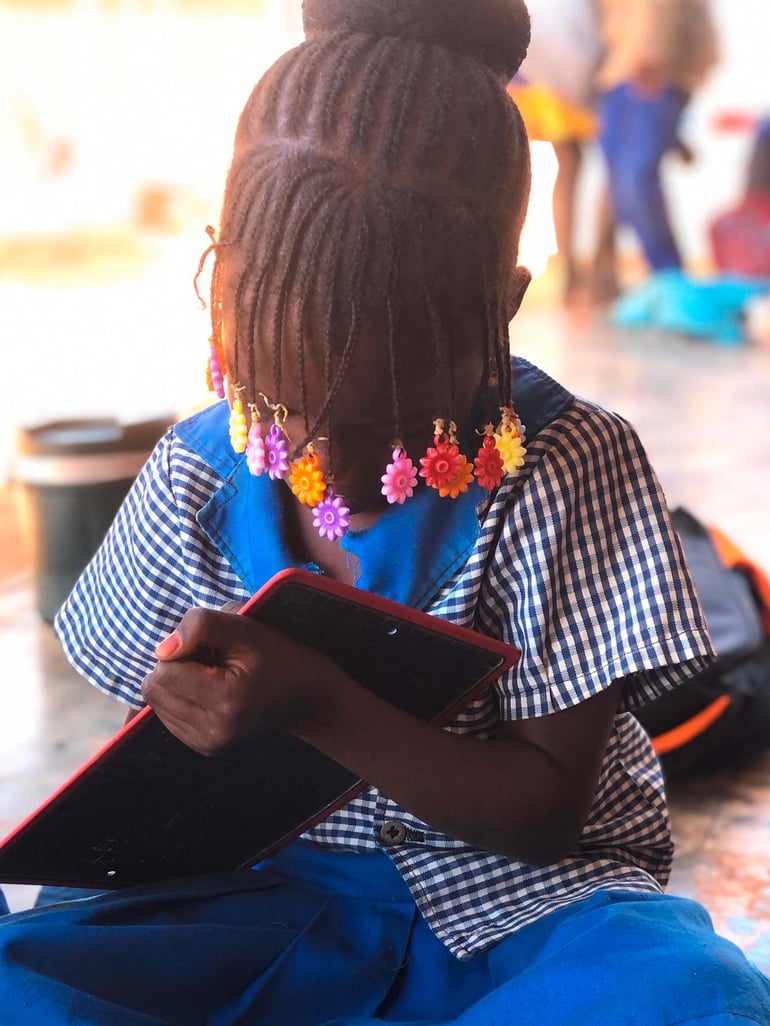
[302,0,531,79]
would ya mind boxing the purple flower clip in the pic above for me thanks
[312,489,350,541]
[265,423,290,481]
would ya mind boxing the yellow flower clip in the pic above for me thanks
[495,407,526,474]
[495,430,526,474]
[229,389,248,455]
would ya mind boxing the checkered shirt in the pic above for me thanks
[56,388,713,959]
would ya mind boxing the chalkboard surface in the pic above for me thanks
[0,569,518,888]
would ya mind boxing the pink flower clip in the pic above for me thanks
[381,448,418,505]
[246,408,266,476]
[208,342,225,400]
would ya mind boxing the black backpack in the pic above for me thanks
[634,507,770,778]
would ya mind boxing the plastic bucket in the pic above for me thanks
[13,416,171,623]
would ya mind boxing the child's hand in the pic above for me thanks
[143,612,621,865]
[141,609,345,757]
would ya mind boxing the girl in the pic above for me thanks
[597,0,719,272]
[507,0,614,302]
[1,1,769,1023]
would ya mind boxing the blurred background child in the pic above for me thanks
[508,0,613,303]
[597,0,719,274]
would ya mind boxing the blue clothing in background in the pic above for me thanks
[611,268,770,344]
[600,83,689,271]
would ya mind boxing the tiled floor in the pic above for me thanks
[0,293,769,974]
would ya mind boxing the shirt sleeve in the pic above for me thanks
[477,400,715,719]
[54,431,198,708]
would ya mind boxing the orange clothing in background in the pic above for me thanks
[507,83,597,144]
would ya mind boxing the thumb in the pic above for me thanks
[154,607,254,663]
[154,608,223,662]
[155,629,182,660]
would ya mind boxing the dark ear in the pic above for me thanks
[506,265,531,322]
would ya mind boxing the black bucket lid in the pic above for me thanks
[17,416,173,458]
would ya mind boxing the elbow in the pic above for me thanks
[493,803,585,867]
[505,828,580,868]
[524,832,581,868]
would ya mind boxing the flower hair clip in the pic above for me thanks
[381,443,418,505]
[419,419,462,491]
[246,403,266,476]
[494,407,526,475]
[229,385,248,455]
[474,423,505,491]
[206,332,226,400]
[313,488,351,542]
[260,394,291,481]
[420,420,474,499]
[289,443,327,507]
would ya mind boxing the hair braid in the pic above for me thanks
[293,187,346,433]
[302,213,370,445]
[320,33,372,141]
[214,1,532,451]
[382,41,427,171]
[349,38,401,155]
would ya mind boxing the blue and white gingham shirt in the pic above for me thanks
[56,360,714,959]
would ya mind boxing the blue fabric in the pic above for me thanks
[175,357,573,612]
[600,84,689,271]
[0,843,768,1025]
[611,269,770,344]
[35,885,105,907]
[179,399,485,610]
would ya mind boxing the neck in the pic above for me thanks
[280,486,383,583]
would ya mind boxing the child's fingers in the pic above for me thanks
[141,670,220,755]
[141,659,217,715]
[141,653,262,756]
[145,609,338,753]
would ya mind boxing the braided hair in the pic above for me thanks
[212,0,532,451]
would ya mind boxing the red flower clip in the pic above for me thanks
[419,433,463,491]
[474,435,505,490]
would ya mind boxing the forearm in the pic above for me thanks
[292,672,587,866]
[144,610,617,866]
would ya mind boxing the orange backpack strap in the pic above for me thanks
[708,525,770,636]
[651,694,733,756]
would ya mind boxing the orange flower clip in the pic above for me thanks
[288,444,327,507]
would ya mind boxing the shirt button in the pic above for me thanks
[379,821,407,846]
